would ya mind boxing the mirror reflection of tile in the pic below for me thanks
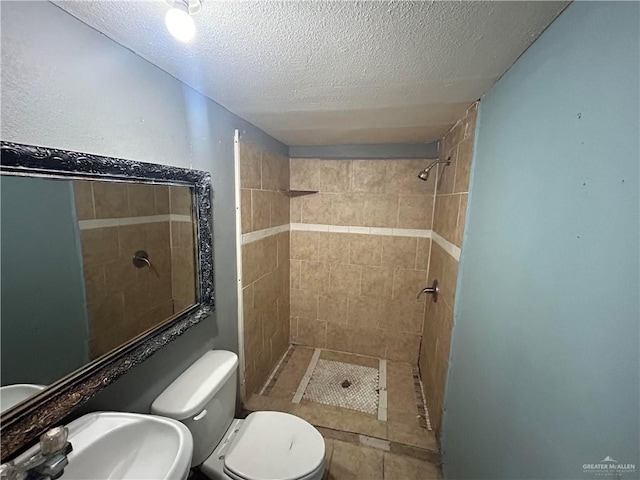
[73,180,197,359]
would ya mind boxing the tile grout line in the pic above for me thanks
[378,359,388,422]
[412,366,433,431]
[292,348,321,403]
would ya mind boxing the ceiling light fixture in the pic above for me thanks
[165,0,200,42]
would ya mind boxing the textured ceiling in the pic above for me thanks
[53,1,568,145]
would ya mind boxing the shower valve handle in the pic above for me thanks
[417,279,439,303]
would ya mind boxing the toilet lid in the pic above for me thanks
[224,412,325,480]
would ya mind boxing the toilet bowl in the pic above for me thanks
[151,350,325,480]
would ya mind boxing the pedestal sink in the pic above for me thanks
[0,384,46,413]
[59,412,193,479]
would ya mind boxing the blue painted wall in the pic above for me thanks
[1,176,89,386]
[443,2,639,479]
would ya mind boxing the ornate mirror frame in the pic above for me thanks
[0,141,214,460]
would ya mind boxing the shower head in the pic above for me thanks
[417,157,451,182]
[417,170,431,181]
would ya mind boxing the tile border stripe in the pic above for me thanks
[241,222,462,262]
[290,223,432,238]
[292,348,321,404]
[78,214,191,230]
[378,359,388,422]
[430,230,461,261]
[241,223,290,245]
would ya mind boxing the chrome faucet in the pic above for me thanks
[417,279,440,303]
[0,427,73,480]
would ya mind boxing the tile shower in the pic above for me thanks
[238,102,477,449]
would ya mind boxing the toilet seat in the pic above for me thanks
[223,411,325,480]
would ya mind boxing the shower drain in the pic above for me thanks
[302,359,379,415]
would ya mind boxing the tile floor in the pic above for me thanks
[244,345,441,479]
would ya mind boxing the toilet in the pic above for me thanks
[151,350,325,480]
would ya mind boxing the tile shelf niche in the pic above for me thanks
[279,189,319,197]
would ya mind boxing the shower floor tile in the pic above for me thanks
[302,359,379,415]
[243,344,438,463]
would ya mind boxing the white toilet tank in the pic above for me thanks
[151,350,238,467]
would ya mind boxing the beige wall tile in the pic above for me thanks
[251,189,272,231]
[433,194,460,243]
[241,189,252,233]
[240,142,262,189]
[290,158,321,191]
[290,196,302,223]
[330,263,362,296]
[146,221,170,252]
[261,150,283,191]
[319,160,351,192]
[290,260,301,289]
[243,284,255,319]
[397,194,433,229]
[103,259,137,296]
[83,264,106,308]
[454,193,468,247]
[361,266,394,298]
[386,332,421,363]
[300,193,333,224]
[363,195,398,228]
[380,298,424,334]
[117,224,146,259]
[436,149,456,195]
[128,184,156,217]
[416,238,431,271]
[454,137,473,193]
[349,326,386,357]
[351,160,386,193]
[427,242,447,288]
[93,182,128,218]
[81,227,119,266]
[392,268,428,303]
[385,159,436,195]
[347,295,381,329]
[300,261,330,293]
[331,193,364,226]
[290,317,298,343]
[318,293,348,324]
[254,271,277,307]
[349,234,382,266]
[260,299,278,346]
[73,180,95,220]
[169,186,192,216]
[277,232,290,268]
[381,236,417,269]
[291,231,319,261]
[154,185,170,215]
[441,254,459,309]
[291,289,318,319]
[326,322,349,351]
[297,318,326,348]
[271,191,290,227]
[243,314,263,364]
[90,300,126,346]
[242,236,277,285]
[318,232,350,264]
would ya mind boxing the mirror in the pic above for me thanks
[1,177,196,386]
[0,142,214,460]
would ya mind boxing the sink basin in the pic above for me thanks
[0,384,46,413]
[63,412,193,480]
